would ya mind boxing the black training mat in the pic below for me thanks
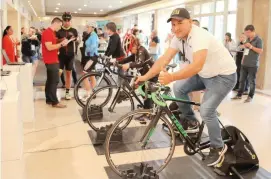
[79,105,131,124]
[104,155,271,179]
[87,124,208,155]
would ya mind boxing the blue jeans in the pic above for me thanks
[173,73,237,148]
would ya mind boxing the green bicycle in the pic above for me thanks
[104,81,232,176]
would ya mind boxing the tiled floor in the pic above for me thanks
[5,88,271,179]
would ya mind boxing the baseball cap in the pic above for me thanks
[87,22,97,28]
[167,8,190,23]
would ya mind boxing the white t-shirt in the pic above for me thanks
[170,25,236,78]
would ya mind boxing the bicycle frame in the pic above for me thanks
[108,77,144,112]
[95,66,118,87]
[139,93,232,159]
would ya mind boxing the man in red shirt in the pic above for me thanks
[42,17,69,108]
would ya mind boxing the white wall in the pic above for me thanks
[265,0,271,90]
[7,11,19,38]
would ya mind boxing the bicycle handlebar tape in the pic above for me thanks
[151,93,166,107]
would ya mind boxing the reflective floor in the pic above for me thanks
[3,88,271,179]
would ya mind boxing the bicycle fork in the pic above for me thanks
[139,110,162,148]
[108,87,121,112]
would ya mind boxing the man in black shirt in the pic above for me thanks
[56,12,78,100]
[105,22,125,61]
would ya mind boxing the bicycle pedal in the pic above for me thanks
[140,121,147,125]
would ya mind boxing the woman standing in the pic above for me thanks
[2,26,20,64]
[80,22,99,101]
[224,32,237,57]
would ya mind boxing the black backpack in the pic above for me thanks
[215,126,259,177]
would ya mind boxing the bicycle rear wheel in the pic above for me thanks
[74,72,112,108]
[105,109,176,176]
[86,86,135,131]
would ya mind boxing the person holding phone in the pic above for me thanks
[232,25,263,102]
[42,17,69,108]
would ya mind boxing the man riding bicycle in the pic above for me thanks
[136,8,237,167]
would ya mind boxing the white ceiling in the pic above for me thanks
[45,0,149,15]
[21,0,45,17]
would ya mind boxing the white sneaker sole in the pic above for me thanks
[207,144,228,167]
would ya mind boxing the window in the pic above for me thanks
[228,0,237,11]
[215,15,224,42]
[138,12,153,37]
[201,2,214,14]
[201,16,214,33]
[227,13,237,40]
[216,0,224,12]
[194,5,201,15]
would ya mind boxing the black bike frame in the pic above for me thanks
[108,76,144,112]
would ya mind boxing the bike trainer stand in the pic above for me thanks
[122,163,159,179]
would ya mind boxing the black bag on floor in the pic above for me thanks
[215,126,259,177]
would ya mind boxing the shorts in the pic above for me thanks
[22,55,38,63]
[81,56,98,73]
[59,54,75,71]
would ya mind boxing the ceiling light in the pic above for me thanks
[74,11,78,13]
[56,7,59,10]
[57,3,60,5]
[84,4,87,7]
[28,1,37,17]
[100,9,103,12]
[54,10,58,13]
[120,1,123,3]
[94,12,97,14]
[109,5,112,8]
[78,8,82,11]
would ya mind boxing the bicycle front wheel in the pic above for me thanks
[74,72,112,108]
[105,109,176,176]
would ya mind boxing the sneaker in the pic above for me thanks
[65,93,72,100]
[117,91,129,103]
[135,114,148,121]
[52,103,67,108]
[205,144,228,167]
[81,94,90,102]
[243,91,249,95]
[231,95,242,100]
[244,96,252,103]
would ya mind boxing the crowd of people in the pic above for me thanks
[1,11,263,107]
[1,7,264,169]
